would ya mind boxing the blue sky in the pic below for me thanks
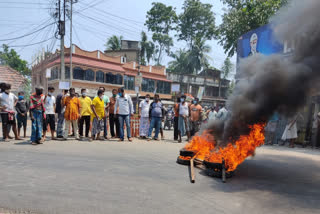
[0,0,236,78]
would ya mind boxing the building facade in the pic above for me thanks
[167,69,230,107]
[31,45,171,100]
[104,40,139,63]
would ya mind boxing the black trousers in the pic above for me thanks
[174,116,179,140]
[109,113,120,137]
[79,115,91,137]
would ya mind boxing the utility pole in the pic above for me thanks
[59,0,66,82]
[69,0,75,88]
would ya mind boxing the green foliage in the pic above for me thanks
[168,49,191,74]
[0,44,31,76]
[145,2,178,65]
[140,31,155,65]
[168,38,211,75]
[105,35,123,51]
[177,0,217,48]
[227,79,235,97]
[221,57,234,79]
[218,0,288,57]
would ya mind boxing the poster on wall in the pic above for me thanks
[197,86,205,101]
[236,24,284,78]
[171,84,180,92]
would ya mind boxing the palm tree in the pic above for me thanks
[105,35,123,51]
[140,31,155,65]
[168,49,191,74]
[188,38,212,74]
[145,42,155,65]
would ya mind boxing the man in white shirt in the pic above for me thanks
[139,94,150,139]
[114,88,134,142]
[216,104,228,121]
[43,87,56,141]
[178,94,190,143]
[0,83,21,141]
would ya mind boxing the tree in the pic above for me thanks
[145,2,178,65]
[187,38,212,74]
[105,35,123,51]
[218,0,288,57]
[221,57,234,79]
[219,57,234,97]
[177,0,217,49]
[168,49,191,74]
[140,31,155,65]
[0,44,30,76]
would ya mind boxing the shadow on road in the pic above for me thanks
[14,141,32,145]
[205,154,320,210]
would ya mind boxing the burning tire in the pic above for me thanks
[177,156,192,165]
[204,169,234,178]
[203,160,234,178]
[179,149,196,157]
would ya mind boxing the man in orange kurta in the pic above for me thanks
[63,88,81,140]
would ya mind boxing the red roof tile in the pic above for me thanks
[0,66,26,92]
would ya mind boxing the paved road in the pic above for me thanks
[0,132,320,214]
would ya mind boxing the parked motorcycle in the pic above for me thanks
[164,111,174,130]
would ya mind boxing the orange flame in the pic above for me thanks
[183,123,265,172]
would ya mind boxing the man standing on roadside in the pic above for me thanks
[29,87,45,145]
[15,91,29,138]
[63,88,81,140]
[147,94,164,141]
[114,88,134,142]
[139,94,151,139]
[43,87,56,141]
[189,98,203,137]
[56,89,68,138]
[173,97,180,141]
[178,95,190,143]
[98,87,110,139]
[109,89,120,138]
[79,89,92,138]
[0,83,21,141]
[91,90,105,141]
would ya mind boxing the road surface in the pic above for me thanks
[0,132,320,214]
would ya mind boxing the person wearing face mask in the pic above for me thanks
[114,88,134,142]
[62,88,81,140]
[56,89,68,138]
[43,87,56,141]
[139,94,151,139]
[109,89,120,138]
[91,90,105,141]
[0,83,21,141]
[97,87,110,140]
[29,86,46,144]
[79,89,92,139]
[189,98,203,137]
[178,94,191,143]
[15,91,29,138]
[147,94,165,141]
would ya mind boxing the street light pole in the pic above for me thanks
[69,0,73,88]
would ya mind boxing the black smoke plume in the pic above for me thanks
[209,0,320,146]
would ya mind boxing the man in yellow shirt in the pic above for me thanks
[79,89,92,138]
[91,89,105,140]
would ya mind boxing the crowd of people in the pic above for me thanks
[3,82,316,147]
[0,82,230,145]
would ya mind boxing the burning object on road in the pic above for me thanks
[177,124,265,182]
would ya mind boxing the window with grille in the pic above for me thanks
[141,78,155,92]
[85,69,94,81]
[156,81,171,94]
[73,67,84,80]
[124,75,134,90]
[96,70,104,83]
